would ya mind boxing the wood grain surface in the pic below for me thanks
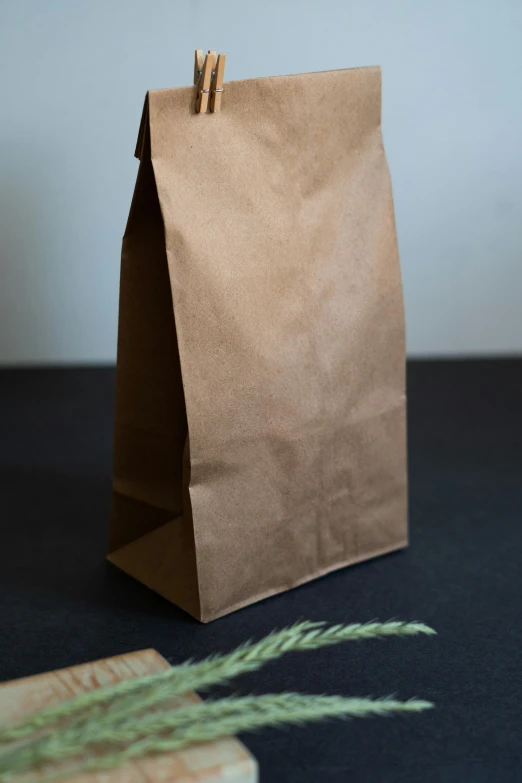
[0,649,258,782]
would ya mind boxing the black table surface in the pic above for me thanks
[1,359,521,782]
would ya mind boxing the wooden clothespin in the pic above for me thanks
[194,49,203,86]
[194,49,226,113]
[210,54,226,112]
[195,50,215,114]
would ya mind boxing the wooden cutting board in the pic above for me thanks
[0,648,258,782]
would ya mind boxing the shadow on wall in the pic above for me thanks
[0,144,66,364]
[0,134,122,365]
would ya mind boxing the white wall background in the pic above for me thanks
[1,0,521,363]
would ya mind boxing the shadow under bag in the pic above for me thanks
[108,64,407,622]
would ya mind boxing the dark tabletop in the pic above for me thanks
[1,359,521,782]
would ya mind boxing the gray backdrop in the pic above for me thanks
[1,0,521,363]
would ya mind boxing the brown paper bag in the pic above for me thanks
[108,64,407,622]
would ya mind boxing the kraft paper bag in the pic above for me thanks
[108,64,407,622]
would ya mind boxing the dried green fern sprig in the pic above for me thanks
[4,694,432,783]
[0,620,434,746]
